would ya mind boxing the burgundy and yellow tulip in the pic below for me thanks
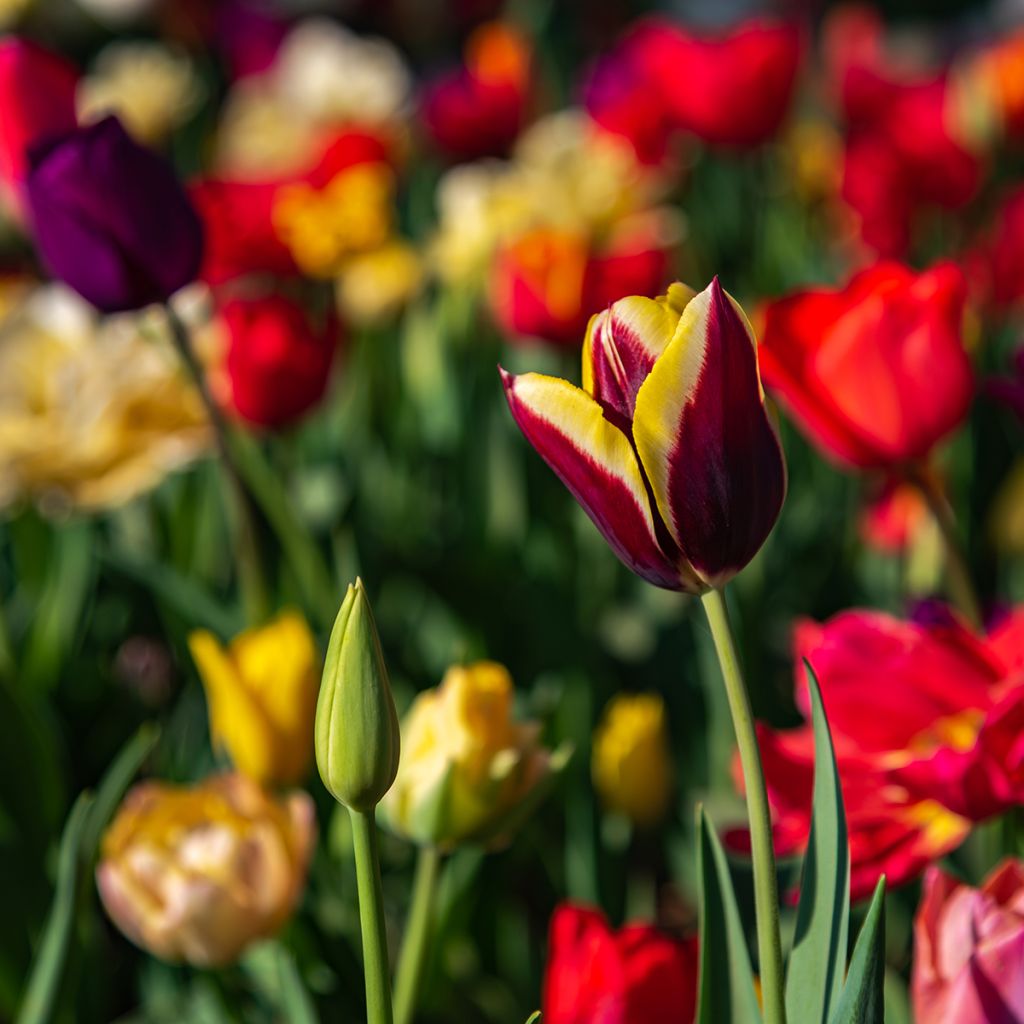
[500,279,786,591]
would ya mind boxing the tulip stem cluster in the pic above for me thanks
[700,587,786,1024]
[350,809,395,1024]
[392,845,442,1024]
[907,465,983,629]
[164,304,268,621]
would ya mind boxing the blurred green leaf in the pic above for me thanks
[829,878,886,1024]
[695,805,762,1024]
[243,941,318,1024]
[22,521,95,691]
[103,548,242,639]
[81,723,160,859]
[15,793,93,1024]
[785,662,850,1023]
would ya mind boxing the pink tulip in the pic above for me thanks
[913,860,1024,1023]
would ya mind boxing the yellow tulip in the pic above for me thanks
[592,693,673,827]
[382,661,559,848]
[189,612,318,787]
[97,773,315,967]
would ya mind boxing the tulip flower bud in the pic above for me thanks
[315,580,400,812]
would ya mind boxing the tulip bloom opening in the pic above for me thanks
[760,261,972,471]
[501,279,786,591]
[752,606,1024,901]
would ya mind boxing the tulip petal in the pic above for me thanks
[632,278,786,584]
[501,368,695,590]
[582,285,695,421]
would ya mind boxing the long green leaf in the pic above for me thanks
[829,878,886,1024]
[81,723,161,859]
[15,794,93,1024]
[695,805,763,1024]
[785,661,850,1023]
[243,941,318,1024]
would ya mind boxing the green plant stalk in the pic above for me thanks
[164,304,269,623]
[351,809,394,1024]
[907,466,983,629]
[392,845,442,1024]
[700,587,786,1024]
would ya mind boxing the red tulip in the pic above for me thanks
[502,279,786,590]
[760,262,973,470]
[191,128,393,285]
[967,185,1024,311]
[421,21,530,160]
[838,43,982,257]
[490,225,672,348]
[0,38,77,198]
[913,860,1024,1023]
[624,18,802,148]
[221,294,340,429]
[753,607,1024,901]
[583,44,677,166]
[859,478,929,554]
[542,904,697,1024]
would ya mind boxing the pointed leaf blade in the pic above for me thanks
[786,660,851,1023]
[829,878,886,1024]
[696,806,763,1024]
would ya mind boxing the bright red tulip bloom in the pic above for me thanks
[542,904,697,1024]
[502,279,786,591]
[0,38,77,196]
[753,607,1024,901]
[838,56,982,256]
[222,294,340,429]
[583,45,677,166]
[26,117,203,313]
[490,226,672,348]
[760,262,973,470]
[913,860,1024,1024]
[626,18,802,148]
[421,22,530,160]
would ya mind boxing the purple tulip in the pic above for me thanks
[26,116,203,313]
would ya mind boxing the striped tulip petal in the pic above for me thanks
[632,277,786,585]
[582,284,695,422]
[501,368,698,591]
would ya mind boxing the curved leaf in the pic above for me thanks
[695,805,763,1024]
[785,660,850,1023]
[829,878,886,1024]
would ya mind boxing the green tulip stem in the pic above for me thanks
[351,809,395,1024]
[701,587,786,1024]
[907,465,983,629]
[163,304,268,623]
[393,845,442,1024]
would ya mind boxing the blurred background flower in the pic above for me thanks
[382,661,559,848]
[97,773,315,967]
[912,859,1024,1023]
[592,693,673,828]
[189,611,318,787]
[0,284,210,511]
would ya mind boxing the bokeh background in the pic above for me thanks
[2,0,1023,1021]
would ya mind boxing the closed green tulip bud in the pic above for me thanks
[315,579,401,812]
